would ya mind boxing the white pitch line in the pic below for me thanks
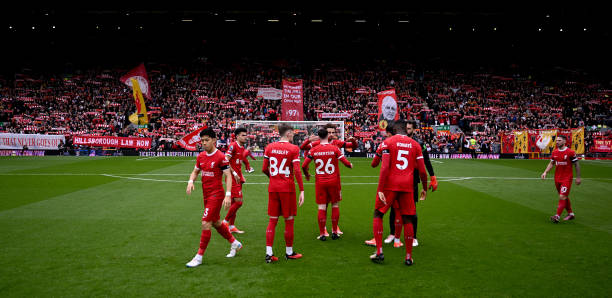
[135,156,160,161]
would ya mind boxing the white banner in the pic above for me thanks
[257,88,282,100]
[319,112,352,119]
[0,133,65,150]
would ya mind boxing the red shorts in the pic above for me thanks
[201,192,225,222]
[374,191,416,216]
[555,180,572,196]
[231,182,243,198]
[315,183,342,205]
[268,192,297,218]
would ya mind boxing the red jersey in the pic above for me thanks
[303,143,351,186]
[377,135,427,192]
[551,147,577,181]
[225,141,246,179]
[301,138,357,151]
[262,141,304,193]
[195,149,230,195]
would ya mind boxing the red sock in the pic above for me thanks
[197,229,211,255]
[403,222,414,260]
[565,198,573,213]
[225,201,243,225]
[215,222,236,243]
[556,199,566,216]
[317,209,327,235]
[331,207,340,234]
[394,209,403,239]
[284,218,294,247]
[266,217,278,247]
[373,217,383,255]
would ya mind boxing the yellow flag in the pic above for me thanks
[572,127,584,154]
[514,130,529,153]
[130,78,148,125]
[537,129,558,154]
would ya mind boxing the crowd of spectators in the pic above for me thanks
[1,60,610,154]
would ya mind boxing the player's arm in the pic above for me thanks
[376,150,390,204]
[241,155,252,172]
[573,157,581,185]
[371,145,383,167]
[422,147,437,191]
[300,136,316,150]
[541,160,554,179]
[186,166,200,195]
[262,154,270,178]
[337,148,353,168]
[222,167,233,209]
[346,136,358,149]
[417,155,429,201]
[292,150,305,207]
[301,153,312,181]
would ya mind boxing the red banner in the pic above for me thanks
[592,138,612,152]
[73,136,152,149]
[354,131,377,138]
[120,64,152,99]
[377,89,399,130]
[178,126,207,151]
[281,79,304,121]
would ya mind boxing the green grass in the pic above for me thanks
[1,156,611,297]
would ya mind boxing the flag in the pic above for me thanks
[514,130,529,153]
[120,64,152,99]
[571,127,585,154]
[377,89,399,130]
[536,129,558,153]
[281,79,304,121]
[178,126,207,151]
[501,133,515,153]
[128,78,149,125]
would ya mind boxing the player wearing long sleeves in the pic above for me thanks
[262,123,305,263]
[371,120,428,266]
[302,128,353,241]
[185,128,243,268]
[541,135,581,223]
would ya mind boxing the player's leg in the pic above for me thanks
[551,182,568,223]
[393,206,404,248]
[371,191,394,263]
[385,207,396,244]
[283,192,302,260]
[315,185,328,240]
[266,193,281,263]
[561,181,575,220]
[399,192,416,266]
[186,200,216,268]
[224,184,244,233]
[412,189,419,247]
[335,188,343,235]
[330,186,341,239]
[213,218,243,258]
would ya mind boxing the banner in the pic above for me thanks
[120,64,152,99]
[257,88,282,100]
[73,136,152,149]
[177,126,207,151]
[571,127,585,154]
[514,130,529,153]
[354,131,377,138]
[592,138,612,152]
[281,79,304,121]
[128,78,149,125]
[377,89,399,130]
[501,133,514,154]
[536,129,558,153]
[436,125,450,137]
[0,133,65,150]
[319,112,352,119]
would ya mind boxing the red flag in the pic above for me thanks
[178,126,207,151]
[377,89,399,130]
[281,79,304,121]
[120,64,152,99]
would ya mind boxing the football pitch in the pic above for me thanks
[1,156,611,297]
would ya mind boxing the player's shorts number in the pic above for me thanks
[396,150,410,170]
[561,186,568,193]
[315,159,335,174]
[203,208,209,217]
[269,157,290,176]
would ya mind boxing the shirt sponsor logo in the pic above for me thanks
[202,171,215,177]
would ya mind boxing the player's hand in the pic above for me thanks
[186,181,195,195]
[233,173,241,184]
[298,191,305,207]
[377,192,387,205]
[419,189,427,201]
[223,195,232,210]
[429,176,438,191]
[575,177,581,185]
[349,163,353,169]
[541,172,547,180]
[309,135,319,142]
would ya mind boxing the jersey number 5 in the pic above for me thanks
[396,150,410,170]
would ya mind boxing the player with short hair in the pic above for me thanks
[222,127,250,234]
[541,135,581,223]
[370,120,428,266]
[300,123,357,236]
[302,128,353,241]
[262,123,305,263]
[185,128,243,268]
